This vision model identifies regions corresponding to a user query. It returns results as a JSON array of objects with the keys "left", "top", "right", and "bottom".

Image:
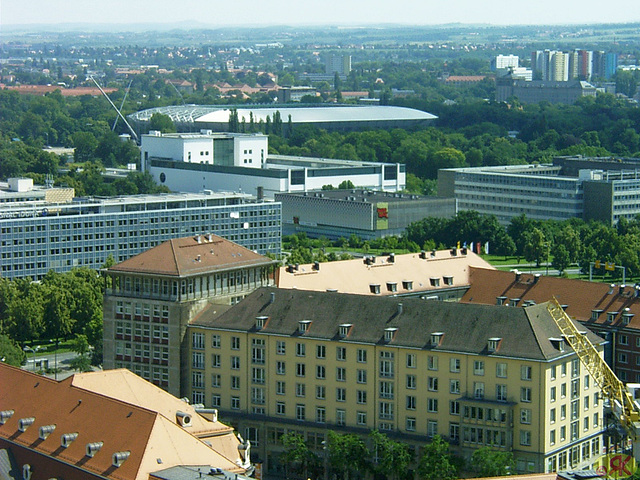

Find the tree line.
[{"left": 280, "top": 431, "right": 513, "bottom": 480}]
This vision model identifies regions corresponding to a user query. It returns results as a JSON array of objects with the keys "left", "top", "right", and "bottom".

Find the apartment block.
[
  {"left": 102, "top": 234, "right": 277, "bottom": 397},
  {"left": 186, "top": 287, "right": 605, "bottom": 477}
]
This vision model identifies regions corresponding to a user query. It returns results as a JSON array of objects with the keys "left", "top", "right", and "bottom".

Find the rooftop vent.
[
  {"left": 620, "top": 284, "right": 626, "bottom": 295},
  {"left": 18, "top": 417, "right": 35, "bottom": 432},
  {"left": 461, "top": 247, "right": 468, "bottom": 255},
  {"left": 339, "top": 324, "right": 352, "bottom": 338},
  {"left": 419, "top": 251, "right": 426, "bottom": 259},
  {"left": 609, "top": 284, "right": 616, "bottom": 295},
  {"left": 312, "top": 261, "right": 320, "bottom": 271},
  {"left": 85, "top": 442, "right": 104, "bottom": 458},
  {"left": 431, "top": 250, "right": 436, "bottom": 257},
  {"left": 397, "top": 303, "right": 403, "bottom": 315},
  {"left": 635, "top": 285, "right": 640, "bottom": 298},
  {"left": 496, "top": 296, "right": 507, "bottom": 306},
  {"left": 255, "top": 316, "right": 268, "bottom": 330},
  {"left": 0, "top": 410, "right": 14, "bottom": 425},
  {"left": 488, "top": 337, "right": 502, "bottom": 353},
  {"left": 510, "top": 298, "right": 520, "bottom": 306},
  {"left": 61, "top": 432, "right": 78, "bottom": 448},
  {"left": 384, "top": 327, "right": 398, "bottom": 343},
  {"left": 176, "top": 411, "right": 192, "bottom": 427},
  {"left": 298, "top": 320, "right": 312, "bottom": 333},
  {"left": 533, "top": 273, "right": 541, "bottom": 284},
  {"left": 270, "top": 292, "right": 275, "bottom": 304},
  {"left": 450, "top": 248, "right": 457, "bottom": 256},
  {"left": 39, "top": 424, "right": 56, "bottom": 440},
  {"left": 514, "top": 270, "right": 521, "bottom": 282},
  {"left": 430, "top": 332, "right": 444, "bottom": 347},
  {"left": 388, "top": 253, "right": 395, "bottom": 263},
  {"left": 112, "top": 451, "right": 131, "bottom": 467}
]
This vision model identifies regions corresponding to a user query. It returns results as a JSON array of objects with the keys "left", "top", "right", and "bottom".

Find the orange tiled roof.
[
  {"left": 108, "top": 234, "right": 275, "bottom": 277},
  {"left": 463, "top": 267, "right": 640, "bottom": 329}
]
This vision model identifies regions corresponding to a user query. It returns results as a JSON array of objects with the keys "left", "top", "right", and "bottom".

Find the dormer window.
[
  {"left": 488, "top": 337, "right": 502, "bottom": 352},
  {"left": 430, "top": 332, "right": 444, "bottom": 347},
  {"left": 384, "top": 327, "right": 398, "bottom": 343},
  {"left": 430, "top": 277, "right": 440, "bottom": 287},
  {"left": 255, "top": 316, "right": 268, "bottom": 330},
  {"left": 298, "top": 320, "right": 312, "bottom": 333},
  {"left": 386, "top": 282, "right": 398, "bottom": 293},
  {"left": 622, "top": 312, "right": 634, "bottom": 325},
  {"left": 606, "top": 312, "right": 618, "bottom": 323},
  {"left": 591, "top": 310, "right": 603, "bottom": 321},
  {"left": 443, "top": 275, "right": 454, "bottom": 286},
  {"left": 339, "top": 324, "right": 352, "bottom": 338},
  {"left": 550, "top": 337, "right": 565, "bottom": 352},
  {"left": 370, "top": 284, "right": 381, "bottom": 294},
  {"left": 496, "top": 296, "right": 507, "bottom": 306},
  {"left": 402, "top": 280, "right": 413, "bottom": 291}
]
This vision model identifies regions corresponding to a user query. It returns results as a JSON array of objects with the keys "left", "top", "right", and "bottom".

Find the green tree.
[
  {"left": 148, "top": 113, "right": 176, "bottom": 133},
  {"left": 369, "top": 430, "right": 412, "bottom": 480},
  {"left": 0, "top": 334, "right": 26, "bottom": 366},
  {"left": 280, "top": 432, "right": 319, "bottom": 479},
  {"left": 338, "top": 180, "right": 355, "bottom": 189},
  {"left": 470, "top": 446, "right": 515, "bottom": 477},
  {"left": 69, "top": 333, "right": 92, "bottom": 372},
  {"left": 417, "top": 435, "right": 458, "bottom": 480},
  {"left": 71, "top": 131, "right": 98, "bottom": 163},
  {"left": 327, "top": 431, "right": 370, "bottom": 480},
  {"left": 523, "top": 227, "right": 547, "bottom": 267},
  {"left": 551, "top": 243, "right": 571, "bottom": 274}
]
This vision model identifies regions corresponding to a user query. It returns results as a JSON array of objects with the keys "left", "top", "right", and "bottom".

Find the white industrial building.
[{"left": 142, "top": 131, "right": 406, "bottom": 198}]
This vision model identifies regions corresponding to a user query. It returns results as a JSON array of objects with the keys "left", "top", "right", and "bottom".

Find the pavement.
[{"left": 22, "top": 350, "right": 100, "bottom": 380}]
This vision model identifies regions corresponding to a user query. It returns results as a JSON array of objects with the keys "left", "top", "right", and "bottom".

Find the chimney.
[
  {"left": 620, "top": 284, "right": 626, "bottom": 295},
  {"left": 257, "top": 186, "right": 264, "bottom": 201},
  {"left": 419, "top": 250, "right": 426, "bottom": 259},
  {"left": 533, "top": 273, "right": 541, "bottom": 284},
  {"left": 313, "top": 261, "right": 320, "bottom": 271},
  {"left": 388, "top": 253, "right": 395, "bottom": 263},
  {"left": 270, "top": 292, "right": 275, "bottom": 304},
  {"left": 514, "top": 270, "right": 521, "bottom": 282},
  {"left": 397, "top": 303, "right": 403, "bottom": 315},
  {"left": 609, "top": 284, "right": 616, "bottom": 295}
]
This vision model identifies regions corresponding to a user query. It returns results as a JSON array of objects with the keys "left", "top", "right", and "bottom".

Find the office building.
[
  {"left": 495, "top": 77, "right": 597, "bottom": 105},
  {"left": 102, "top": 234, "right": 278, "bottom": 397},
  {"left": 186, "top": 287, "right": 604, "bottom": 475},
  {"left": 493, "top": 55, "right": 520, "bottom": 70},
  {"left": 0, "top": 191, "right": 281, "bottom": 280},
  {"left": 325, "top": 54, "right": 351, "bottom": 76},
  {"left": 0, "top": 177, "right": 74, "bottom": 204},
  {"left": 276, "top": 249, "right": 494, "bottom": 301},
  {"left": 275, "top": 189, "right": 455, "bottom": 240},
  {"left": 142, "top": 131, "right": 406, "bottom": 199},
  {"left": 438, "top": 156, "right": 640, "bottom": 225},
  {"left": 0, "top": 363, "right": 251, "bottom": 480}
]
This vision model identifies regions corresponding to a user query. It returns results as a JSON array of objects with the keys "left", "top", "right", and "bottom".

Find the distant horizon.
[{"left": 3, "top": 0, "right": 640, "bottom": 30}]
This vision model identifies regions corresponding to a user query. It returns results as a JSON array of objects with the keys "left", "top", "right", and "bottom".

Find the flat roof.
[{"left": 276, "top": 189, "right": 435, "bottom": 203}]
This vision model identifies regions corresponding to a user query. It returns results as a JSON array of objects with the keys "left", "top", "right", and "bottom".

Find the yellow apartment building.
[{"left": 186, "top": 287, "right": 605, "bottom": 478}]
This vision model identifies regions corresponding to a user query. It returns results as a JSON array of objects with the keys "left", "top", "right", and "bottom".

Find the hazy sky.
[{"left": 2, "top": 0, "right": 640, "bottom": 27}]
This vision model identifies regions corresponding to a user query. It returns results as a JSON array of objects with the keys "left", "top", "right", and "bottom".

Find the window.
[
  {"left": 406, "top": 417, "right": 417, "bottom": 432},
  {"left": 450, "top": 379, "right": 460, "bottom": 394},
  {"left": 316, "top": 344, "right": 326, "bottom": 359},
  {"left": 357, "top": 412, "right": 367, "bottom": 425},
  {"left": 231, "top": 376, "right": 240, "bottom": 389},
  {"left": 296, "top": 404, "right": 305, "bottom": 421},
  {"left": 316, "top": 385, "right": 326, "bottom": 399},
  {"left": 427, "top": 420, "right": 438, "bottom": 438},
  {"left": 276, "top": 361, "right": 286, "bottom": 375},
  {"left": 276, "top": 402, "right": 286, "bottom": 415},
  {"left": 336, "top": 346, "right": 346, "bottom": 361},
  {"left": 211, "top": 354, "right": 221, "bottom": 368},
  {"left": 584, "top": 395, "right": 590, "bottom": 410},
  {"left": 192, "top": 371, "right": 204, "bottom": 388},
  {"left": 336, "top": 388, "right": 346, "bottom": 402},
  {"left": 357, "top": 369, "right": 367, "bottom": 384},
  {"left": 212, "top": 394, "right": 221, "bottom": 407},
  {"left": 551, "top": 365, "right": 556, "bottom": 380},
  {"left": 252, "top": 387, "right": 265, "bottom": 405},
  {"left": 379, "top": 401, "right": 393, "bottom": 420},
  {"left": 584, "top": 375, "right": 590, "bottom": 389},
  {"left": 449, "top": 423, "right": 460, "bottom": 442},
  {"left": 296, "top": 383, "right": 306, "bottom": 397},
  {"left": 316, "top": 407, "right": 326, "bottom": 423},
  {"left": 296, "top": 363, "right": 306, "bottom": 377},
  {"left": 336, "top": 409, "right": 346, "bottom": 426},
  {"left": 571, "top": 400, "right": 580, "bottom": 420},
  {"left": 520, "top": 430, "right": 531, "bottom": 446},
  {"left": 211, "top": 334, "right": 220, "bottom": 348},
  {"left": 380, "top": 381, "right": 394, "bottom": 399},
  {"left": 561, "top": 362, "right": 567, "bottom": 377},
  {"left": 212, "top": 374, "right": 221, "bottom": 388},
  {"left": 428, "top": 377, "right": 438, "bottom": 392},
  {"left": 521, "top": 365, "right": 532, "bottom": 381},
  {"left": 406, "top": 395, "right": 416, "bottom": 410},
  {"left": 450, "top": 358, "right": 461, "bottom": 373},
  {"left": 406, "top": 374, "right": 416, "bottom": 389},
  {"left": 561, "top": 404, "right": 567, "bottom": 420},
  {"left": 571, "top": 359, "right": 580, "bottom": 377},
  {"left": 251, "top": 338, "right": 265, "bottom": 364},
  {"left": 521, "top": 408, "right": 532, "bottom": 424},
  {"left": 473, "top": 360, "right": 484, "bottom": 375},
  {"left": 427, "top": 355, "right": 438, "bottom": 370},
  {"left": 427, "top": 398, "right": 438, "bottom": 413},
  {"left": 450, "top": 400, "right": 460, "bottom": 415},
  {"left": 379, "top": 351, "right": 394, "bottom": 378},
  {"left": 192, "top": 332, "right": 205, "bottom": 349},
  {"left": 357, "top": 390, "right": 367, "bottom": 404},
  {"left": 231, "top": 397, "right": 240, "bottom": 410},
  {"left": 231, "top": 356, "right": 240, "bottom": 370},
  {"left": 336, "top": 367, "right": 346, "bottom": 382},
  {"left": 296, "top": 343, "right": 306, "bottom": 357},
  {"left": 473, "top": 382, "right": 484, "bottom": 399},
  {"left": 561, "top": 383, "right": 567, "bottom": 398},
  {"left": 252, "top": 367, "right": 265, "bottom": 384},
  {"left": 407, "top": 353, "right": 417, "bottom": 368},
  {"left": 620, "top": 334, "right": 629, "bottom": 345},
  {"left": 276, "top": 381, "right": 286, "bottom": 395},
  {"left": 496, "top": 384, "right": 507, "bottom": 402},
  {"left": 550, "top": 429, "right": 556, "bottom": 445},
  {"left": 316, "top": 365, "right": 326, "bottom": 379},
  {"left": 550, "top": 408, "right": 556, "bottom": 423},
  {"left": 571, "top": 379, "right": 580, "bottom": 398},
  {"left": 593, "top": 412, "right": 599, "bottom": 428},
  {"left": 496, "top": 362, "right": 507, "bottom": 378},
  {"left": 571, "top": 421, "right": 579, "bottom": 441},
  {"left": 521, "top": 387, "right": 532, "bottom": 402},
  {"left": 276, "top": 341, "right": 286, "bottom": 355},
  {"left": 619, "top": 352, "right": 628, "bottom": 363},
  {"left": 357, "top": 349, "right": 367, "bottom": 363},
  {"left": 192, "top": 352, "right": 204, "bottom": 369},
  {"left": 231, "top": 337, "right": 240, "bottom": 350}
]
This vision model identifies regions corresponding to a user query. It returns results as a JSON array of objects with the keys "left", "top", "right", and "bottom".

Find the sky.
[{"left": 2, "top": 0, "right": 640, "bottom": 27}]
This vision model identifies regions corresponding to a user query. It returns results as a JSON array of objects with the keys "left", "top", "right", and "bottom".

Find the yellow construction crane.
[{"left": 547, "top": 297, "right": 640, "bottom": 459}]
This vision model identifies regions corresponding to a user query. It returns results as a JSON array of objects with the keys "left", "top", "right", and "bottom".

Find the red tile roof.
[{"left": 108, "top": 235, "right": 276, "bottom": 277}]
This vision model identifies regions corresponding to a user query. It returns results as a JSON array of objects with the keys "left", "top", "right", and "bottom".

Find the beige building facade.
[{"left": 186, "top": 287, "right": 605, "bottom": 477}]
